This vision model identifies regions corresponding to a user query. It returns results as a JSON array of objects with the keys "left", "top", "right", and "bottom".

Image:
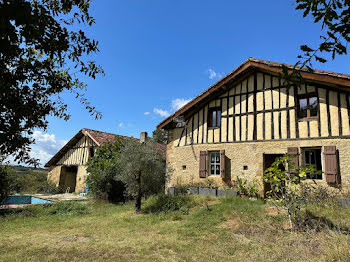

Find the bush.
[
  {"left": 143, "top": 194, "right": 210, "bottom": 214},
  {"left": 0, "top": 164, "right": 14, "bottom": 202}
]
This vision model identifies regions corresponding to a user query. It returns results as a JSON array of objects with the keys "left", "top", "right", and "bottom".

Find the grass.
[{"left": 0, "top": 196, "right": 349, "bottom": 262}]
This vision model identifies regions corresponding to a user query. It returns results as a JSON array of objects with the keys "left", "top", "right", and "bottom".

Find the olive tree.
[{"left": 116, "top": 139, "right": 166, "bottom": 212}]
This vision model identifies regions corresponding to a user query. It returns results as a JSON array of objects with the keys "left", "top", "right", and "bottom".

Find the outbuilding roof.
[{"left": 157, "top": 58, "right": 350, "bottom": 130}]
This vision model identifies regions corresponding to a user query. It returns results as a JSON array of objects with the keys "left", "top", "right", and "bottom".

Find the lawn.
[{"left": 0, "top": 196, "right": 349, "bottom": 262}]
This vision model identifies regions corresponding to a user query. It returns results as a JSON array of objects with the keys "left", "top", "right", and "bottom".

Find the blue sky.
[{"left": 30, "top": 0, "right": 350, "bottom": 166}]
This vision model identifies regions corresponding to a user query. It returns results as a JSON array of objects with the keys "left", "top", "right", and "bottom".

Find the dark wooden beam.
[
  {"left": 245, "top": 78, "right": 249, "bottom": 140},
  {"left": 271, "top": 75, "right": 275, "bottom": 139},
  {"left": 263, "top": 73, "right": 266, "bottom": 140},
  {"left": 226, "top": 91, "right": 229, "bottom": 142},
  {"left": 253, "top": 72, "right": 257, "bottom": 140}
]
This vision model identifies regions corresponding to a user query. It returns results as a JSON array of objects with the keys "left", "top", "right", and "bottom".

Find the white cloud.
[
  {"left": 207, "top": 68, "right": 223, "bottom": 80},
  {"left": 171, "top": 98, "right": 191, "bottom": 111},
  {"left": 144, "top": 111, "right": 150, "bottom": 115},
  {"left": 118, "top": 122, "right": 124, "bottom": 128},
  {"left": 153, "top": 108, "right": 170, "bottom": 117},
  {"left": 152, "top": 98, "right": 191, "bottom": 119},
  {"left": 30, "top": 131, "right": 67, "bottom": 166}
]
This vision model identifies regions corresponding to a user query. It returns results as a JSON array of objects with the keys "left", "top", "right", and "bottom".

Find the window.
[
  {"left": 209, "top": 152, "right": 220, "bottom": 176},
  {"left": 298, "top": 94, "right": 318, "bottom": 119},
  {"left": 208, "top": 107, "right": 221, "bottom": 128},
  {"left": 303, "top": 148, "right": 322, "bottom": 180},
  {"left": 89, "top": 147, "right": 95, "bottom": 158}
]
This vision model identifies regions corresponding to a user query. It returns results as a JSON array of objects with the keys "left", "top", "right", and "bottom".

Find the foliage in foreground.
[{"left": 1, "top": 0, "right": 103, "bottom": 165}]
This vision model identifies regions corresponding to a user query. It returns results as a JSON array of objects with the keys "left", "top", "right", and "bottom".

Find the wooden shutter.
[
  {"left": 287, "top": 147, "right": 299, "bottom": 174},
  {"left": 199, "top": 151, "right": 207, "bottom": 178},
  {"left": 220, "top": 150, "right": 225, "bottom": 179},
  {"left": 324, "top": 146, "right": 338, "bottom": 184}
]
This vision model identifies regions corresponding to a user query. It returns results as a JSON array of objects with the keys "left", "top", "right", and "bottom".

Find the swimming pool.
[{"left": 0, "top": 195, "right": 53, "bottom": 207}]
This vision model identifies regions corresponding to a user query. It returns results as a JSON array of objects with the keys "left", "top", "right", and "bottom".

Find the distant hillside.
[{"left": 10, "top": 165, "right": 48, "bottom": 174}]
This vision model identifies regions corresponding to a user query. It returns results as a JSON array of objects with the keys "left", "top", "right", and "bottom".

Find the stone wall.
[
  {"left": 47, "top": 166, "right": 61, "bottom": 187},
  {"left": 166, "top": 138, "right": 350, "bottom": 193},
  {"left": 76, "top": 165, "right": 88, "bottom": 193}
]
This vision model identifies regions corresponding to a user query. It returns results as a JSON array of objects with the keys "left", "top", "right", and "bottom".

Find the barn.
[{"left": 45, "top": 129, "right": 158, "bottom": 193}]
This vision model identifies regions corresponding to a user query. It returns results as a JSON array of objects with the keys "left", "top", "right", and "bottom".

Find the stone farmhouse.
[
  {"left": 157, "top": 58, "right": 350, "bottom": 194},
  {"left": 45, "top": 128, "right": 166, "bottom": 193}
]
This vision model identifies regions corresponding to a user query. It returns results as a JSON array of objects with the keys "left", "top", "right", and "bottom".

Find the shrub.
[
  {"left": 0, "top": 163, "right": 14, "bottom": 202},
  {"left": 143, "top": 194, "right": 202, "bottom": 214}
]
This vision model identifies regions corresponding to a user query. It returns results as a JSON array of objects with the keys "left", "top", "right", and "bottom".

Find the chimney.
[{"left": 140, "top": 132, "right": 148, "bottom": 143}]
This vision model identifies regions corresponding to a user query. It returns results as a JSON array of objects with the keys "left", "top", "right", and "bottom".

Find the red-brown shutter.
[
  {"left": 220, "top": 150, "right": 225, "bottom": 179},
  {"left": 287, "top": 147, "right": 299, "bottom": 174},
  {"left": 323, "top": 146, "right": 338, "bottom": 184},
  {"left": 199, "top": 151, "right": 207, "bottom": 178}
]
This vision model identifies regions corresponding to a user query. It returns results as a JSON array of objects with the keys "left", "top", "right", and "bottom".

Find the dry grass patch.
[{"left": 0, "top": 197, "right": 349, "bottom": 261}]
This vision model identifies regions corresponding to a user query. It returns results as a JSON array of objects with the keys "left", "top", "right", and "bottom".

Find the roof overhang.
[{"left": 157, "top": 58, "right": 350, "bottom": 130}]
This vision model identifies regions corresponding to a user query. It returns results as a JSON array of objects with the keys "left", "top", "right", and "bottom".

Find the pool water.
[{"left": 1, "top": 196, "right": 53, "bottom": 206}]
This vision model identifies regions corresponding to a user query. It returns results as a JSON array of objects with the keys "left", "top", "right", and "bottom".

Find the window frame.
[
  {"left": 208, "top": 107, "right": 221, "bottom": 128},
  {"left": 209, "top": 151, "right": 221, "bottom": 176},
  {"left": 302, "top": 147, "right": 323, "bottom": 180},
  {"left": 297, "top": 93, "right": 318, "bottom": 120}
]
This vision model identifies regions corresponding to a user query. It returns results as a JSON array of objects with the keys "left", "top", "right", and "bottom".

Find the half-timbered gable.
[
  {"left": 46, "top": 128, "right": 132, "bottom": 193},
  {"left": 159, "top": 58, "right": 350, "bottom": 193},
  {"left": 170, "top": 73, "right": 350, "bottom": 147}
]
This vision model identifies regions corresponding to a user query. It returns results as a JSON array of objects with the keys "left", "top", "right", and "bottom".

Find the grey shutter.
[
  {"left": 287, "top": 147, "right": 299, "bottom": 174},
  {"left": 324, "top": 146, "right": 339, "bottom": 184},
  {"left": 220, "top": 150, "right": 225, "bottom": 179},
  {"left": 199, "top": 151, "right": 207, "bottom": 178}
]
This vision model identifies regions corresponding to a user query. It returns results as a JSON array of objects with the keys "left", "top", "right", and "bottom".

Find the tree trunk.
[{"left": 135, "top": 171, "right": 142, "bottom": 213}]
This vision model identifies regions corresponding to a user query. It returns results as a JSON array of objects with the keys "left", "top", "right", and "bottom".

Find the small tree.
[
  {"left": 86, "top": 138, "right": 126, "bottom": 202},
  {"left": 116, "top": 139, "right": 166, "bottom": 212},
  {"left": 263, "top": 154, "right": 321, "bottom": 231}
]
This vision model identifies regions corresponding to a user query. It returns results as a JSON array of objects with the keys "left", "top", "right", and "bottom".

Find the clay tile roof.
[
  {"left": 157, "top": 57, "right": 350, "bottom": 130},
  {"left": 82, "top": 128, "right": 139, "bottom": 146},
  {"left": 248, "top": 58, "right": 350, "bottom": 80}
]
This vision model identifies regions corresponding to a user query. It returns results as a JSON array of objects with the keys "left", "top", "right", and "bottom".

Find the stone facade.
[
  {"left": 166, "top": 136, "right": 350, "bottom": 193},
  {"left": 47, "top": 166, "right": 61, "bottom": 187},
  {"left": 76, "top": 165, "right": 88, "bottom": 193}
]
